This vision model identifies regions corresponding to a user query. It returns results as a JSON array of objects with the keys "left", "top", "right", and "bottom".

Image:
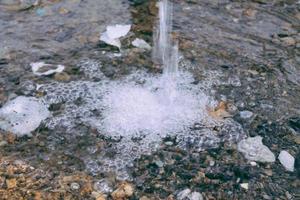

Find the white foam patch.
[
  {"left": 100, "top": 74, "right": 211, "bottom": 138},
  {"left": 0, "top": 96, "right": 50, "bottom": 136},
  {"left": 39, "top": 60, "right": 245, "bottom": 179}
]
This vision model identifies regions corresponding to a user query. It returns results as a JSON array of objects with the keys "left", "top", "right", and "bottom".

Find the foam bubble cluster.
[{"left": 39, "top": 60, "right": 245, "bottom": 179}]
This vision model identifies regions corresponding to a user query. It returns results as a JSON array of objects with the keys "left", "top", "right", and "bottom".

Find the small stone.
[
  {"left": 243, "top": 8, "right": 257, "bottom": 18},
  {"left": 285, "top": 191, "right": 293, "bottom": 199},
  {"left": 240, "top": 183, "right": 249, "bottom": 190},
  {"left": 263, "top": 194, "right": 272, "bottom": 200},
  {"left": 278, "top": 150, "right": 295, "bottom": 172},
  {"left": 264, "top": 169, "right": 273, "bottom": 176},
  {"left": 250, "top": 161, "right": 257, "bottom": 166},
  {"left": 165, "top": 141, "right": 173, "bottom": 146},
  {"left": 6, "top": 132, "right": 16, "bottom": 144},
  {"left": 240, "top": 111, "right": 253, "bottom": 119},
  {"left": 0, "top": 140, "right": 8, "bottom": 147},
  {"left": 71, "top": 182, "right": 80, "bottom": 190},
  {"left": 54, "top": 72, "right": 71, "bottom": 82},
  {"left": 293, "top": 135, "right": 300, "bottom": 144},
  {"left": 92, "top": 191, "right": 106, "bottom": 200},
  {"left": 132, "top": 38, "right": 151, "bottom": 50},
  {"left": 155, "top": 160, "right": 164, "bottom": 168},
  {"left": 177, "top": 189, "right": 191, "bottom": 200},
  {"left": 281, "top": 37, "right": 296, "bottom": 46},
  {"left": 189, "top": 192, "right": 203, "bottom": 200},
  {"left": 177, "top": 189, "right": 203, "bottom": 200},
  {"left": 238, "top": 136, "right": 275, "bottom": 162},
  {"left": 59, "top": 7, "right": 69, "bottom": 14},
  {"left": 140, "top": 196, "right": 151, "bottom": 200},
  {"left": 6, "top": 178, "right": 17, "bottom": 189},
  {"left": 111, "top": 182, "right": 134, "bottom": 199}
]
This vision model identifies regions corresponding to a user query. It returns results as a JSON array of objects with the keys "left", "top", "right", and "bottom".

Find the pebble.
[
  {"left": 177, "top": 189, "right": 191, "bottom": 200},
  {"left": 0, "top": 140, "right": 8, "bottom": 147},
  {"left": 281, "top": 37, "right": 296, "bottom": 46},
  {"left": 250, "top": 161, "right": 257, "bottom": 166},
  {"left": 278, "top": 150, "right": 295, "bottom": 172},
  {"left": 238, "top": 136, "right": 275, "bottom": 162},
  {"left": 111, "top": 182, "right": 134, "bottom": 200},
  {"left": 71, "top": 182, "right": 80, "bottom": 190},
  {"left": 177, "top": 189, "right": 203, "bottom": 200},
  {"left": 155, "top": 160, "right": 164, "bottom": 168},
  {"left": 240, "top": 183, "right": 249, "bottom": 190},
  {"left": 165, "top": 141, "right": 173, "bottom": 146},
  {"left": 240, "top": 110, "right": 253, "bottom": 119},
  {"left": 132, "top": 38, "right": 151, "bottom": 50},
  {"left": 54, "top": 72, "right": 71, "bottom": 82}
]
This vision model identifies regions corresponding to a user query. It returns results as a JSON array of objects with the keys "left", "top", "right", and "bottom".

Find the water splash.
[{"left": 153, "top": 0, "right": 179, "bottom": 104}]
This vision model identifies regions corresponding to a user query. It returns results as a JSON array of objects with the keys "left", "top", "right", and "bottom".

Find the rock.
[
  {"left": 278, "top": 150, "right": 295, "bottom": 172},
  {"left": 240, "top": 111, "right": 253, "bottom": 119},
  {"left": 71, "top": 182, "right": 80, "bottom": 190},
  {"left": 281, "top": 37, "right": 296, "bottom": 46},
  {"left": 177, "top": 189, "right": 191, "bottom": 200},
  {"left": 155, "top": 160, "right": 164, "bottom": 167},
  {"left": 238, "top": 136, "right": 275, "bottom": 162},
  {"left": 54, "top": 72, "right": 71, "bottom": 82},
  {"left": 0, "top": 96, "right": 50, "bottom": 136},
  {"left": 189, "top": 192, "right": 203, "bottom": 200},
  {"left": 100, "top": 25, "right": 131, "bottom": 49},
  {"left": 0, "top": 140, "right": 8, "bottom": 147},
  {"left": 165, "top": 141, "right": 173, "bottom": 146},
  {"left": 6, "top": 178, "right": 17, "bottom": 189},
  {"left": 6, "top": 132, "right": 16, "bottom": 144},
  {"left": 140, "top": 196, "right": 151, "bottom": 200},
  {"left": 132, "top": 38, "right": 151, "bottom": 50},
  {"left": 240, "top": 183, "right": 249, "bottom": 190},
  {"left": 243, "top": 8, "right": 257, "bottom": 18},
  {"left": 31, "top": 62, "right": 65, "bottom": 76},
  {"left": 111, "top": 182, "right": 134, "bottom": 200},
  {"left": 177, "top": 189, "right": 203, "bottom": 200},
  {"left": 91, "top": 191, "right": 106, "bottom": 200}
]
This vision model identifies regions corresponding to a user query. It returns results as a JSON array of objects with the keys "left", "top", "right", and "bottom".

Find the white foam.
[
  {"left": 39, "top": 60, "right": 245, "bottom": 179},
  {"left": 0, "top": 96, "right": 50, "bottom": 136},
  {"left": 100, "top": 72, "right": 210, "bottom": 138}
]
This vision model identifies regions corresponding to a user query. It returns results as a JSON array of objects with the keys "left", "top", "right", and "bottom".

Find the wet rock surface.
[{"left": 0, "top": 0, "right": 299, "bottom": 199}]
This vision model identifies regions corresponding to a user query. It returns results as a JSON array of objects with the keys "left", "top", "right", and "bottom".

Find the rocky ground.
[{"left": 0, "top": 0, "right": 299, "bottom": 199}]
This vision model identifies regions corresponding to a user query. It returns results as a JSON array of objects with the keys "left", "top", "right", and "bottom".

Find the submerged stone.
[
  {"left": 0, "top": 96, "right": 50, "bottom": 136},
  {"left": 278, "top": 150, "right": 295, "bottom": 172},
  {"left": 238, "top": 136, "right": 275, "bottom": 162},
  {"left": 132, "top": 38, "right": 151, "bottom": 50}
]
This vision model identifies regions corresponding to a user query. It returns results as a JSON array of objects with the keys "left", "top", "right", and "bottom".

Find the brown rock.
[
  {"left": 208, "top": 101, "right": 232, "bottom": 119},
  {"left": 6, "top": 178, "right": 17, "bottom": 189},
  {"left": 243, "top": 8, "right": 257, "bottom": 18},
  {"left": 54, "top": 72, "right": 71, "bottom": 82},
  {"left": 6, "top": 132, "right": 16, "bottom": 144},
  {"left": 92, "top": 191, "right": 106, "bottom": 200},
  {"left": 111, "top": 182, "right": 134, "bottom": 200}
]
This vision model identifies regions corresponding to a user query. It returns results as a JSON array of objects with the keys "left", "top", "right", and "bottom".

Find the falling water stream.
[{"left": 153, "top": 0, "right": 179, "bottom": 104}]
